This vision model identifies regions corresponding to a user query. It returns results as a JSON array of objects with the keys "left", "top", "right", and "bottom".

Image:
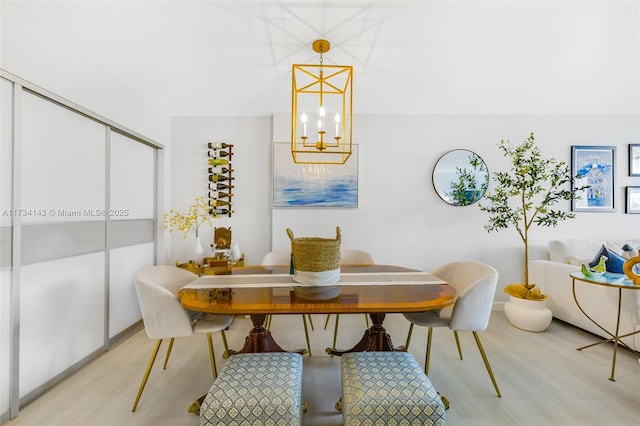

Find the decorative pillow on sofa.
[
  {"left": 621, "top": 243, "right": 639, "bottom": 258},
  {"left": 588, "top": 245, "right": 626, "bottom": 273}
]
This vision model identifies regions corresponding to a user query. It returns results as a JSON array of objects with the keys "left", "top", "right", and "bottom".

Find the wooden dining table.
[{"left": 178, "top": 264, "right": 456, "bottom": 356}]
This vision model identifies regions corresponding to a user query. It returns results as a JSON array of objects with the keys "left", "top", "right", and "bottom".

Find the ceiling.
[{"left": 5, "top": 0, "right": 637, "bottom": 117}]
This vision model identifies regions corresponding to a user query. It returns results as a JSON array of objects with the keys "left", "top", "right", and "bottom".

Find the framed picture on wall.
[
  {"left": 626, "top": 186, "right": 640, "bottom": 214},
  {"left": 630, "top": 144, "right": 640, "bottom": 177},
  {"left": 571, "top": 145, "right": 615, "bottom": 212},
  {"left": 272, "top": 143, "right": 359, "bottom": 208}
]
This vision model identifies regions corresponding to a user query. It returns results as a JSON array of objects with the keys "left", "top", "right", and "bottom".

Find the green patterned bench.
[
  {"left": 200, "top": 352, "right": 304, "bottom": 426},
  {"left": 340, "top": 351, "right": 446, "bottom": 425}
]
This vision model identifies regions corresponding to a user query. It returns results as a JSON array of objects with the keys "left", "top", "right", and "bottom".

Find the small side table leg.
[
  {"left": 574, "top": 280, "right": 640, "bottom": 381},
  {"left": 608, "top": 288, "right": 623, "bottom": 382}
]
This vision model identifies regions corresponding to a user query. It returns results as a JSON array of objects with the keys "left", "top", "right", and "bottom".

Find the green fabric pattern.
[{"left": 341, "top": 352, "right": 445, "bottom": 425}]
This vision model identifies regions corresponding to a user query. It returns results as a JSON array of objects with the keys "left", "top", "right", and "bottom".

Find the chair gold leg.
[
  {"left": 220, "top": 330, "right": 230, "bottom": 359},
  {"left": 207, "top": 332, "right": 218, "bottom": 380},
  {"left": 332, "top": 314, "right": 340, "bottom": 349},
  {"left": 307, "top": 314, "right": 315, "bottom": 331},
  {"left": 265, "top": 314, "right": 272, "bottom": 330},
  {"left": 302, "top": 315, "right": 312, "bottom": 356},
  {"left": 453, "top": 330, "right": 463, "bottom": 360},
  {"left": 405, "top": 323, "right": 414, "bottom": 351},
  {"left": 472, "top": 331, "right": 501, "bottom": 397},
  {"left": 324, "top": 314, "right": 332, "bottom": 329},
  {"left": 132, "top": 339, "right": 163, "bottom": 412},
  {"left": 425, "top": 327, "right": 433, "bottom": 376},
  {"left": 329, "top": 313, "right": 365, "bottom": 348},
  {"left": 162, "top": 338, "right": 175, "bottom": 370}
]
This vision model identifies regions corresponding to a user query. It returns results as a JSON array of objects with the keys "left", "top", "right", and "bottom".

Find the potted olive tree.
[{"left": 479, "top": 133, "right": 587, "bottom": 331}]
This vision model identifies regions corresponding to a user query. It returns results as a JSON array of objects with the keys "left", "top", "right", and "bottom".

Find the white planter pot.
[{"left": 504, "top": 295, "right": 552, "bottom": 332}]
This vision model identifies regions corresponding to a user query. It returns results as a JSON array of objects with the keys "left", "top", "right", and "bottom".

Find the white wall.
[
  {"left": 0, "top": 1, "right": 170, "bottom": 145},
  {"left": 354, "top": 1, "right": 640, "bottom": 116},
  {"left": 167, "top": 117, "right": 274, "bottom": 265}
]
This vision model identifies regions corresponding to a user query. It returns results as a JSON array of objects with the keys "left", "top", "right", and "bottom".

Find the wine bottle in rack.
[
  {"left": 208, "top": 191, "right": 234, "bottom": 199},
  {"left": 208, "top": 142, "right": 233, "bottom": 149},
  {"left": 208, "top": 182, "right": 234, "bottom": 191},
  {"left": 208, "top": 166, "right": 233, "bottom": 174},
  {"left": 208, "top": 158, "right": 230, "bottom": 166},
  {"left": 209, "top": 208, "right": 234, "bottom": 216},
  {"left": 208, "top": 150, "right": 233, "bottom": 158},
  {"left": 208, "top": 174, "right": 232, "bottom": 183},
  {"left": 217, "top": 183, "right": 234, "bottom": 190},
  {"left": 209, "top": 199, "right": 232, "bottom": 207}
]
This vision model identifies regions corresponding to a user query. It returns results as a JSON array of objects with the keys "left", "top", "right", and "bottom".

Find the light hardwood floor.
[{"left": 4, "top": 311, "right": 640, "bottom": 426}]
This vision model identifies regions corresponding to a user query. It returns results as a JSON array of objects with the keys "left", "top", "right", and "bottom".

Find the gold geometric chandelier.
[{"left": 291, "top": 39, "right": 353, "bottom": 164}]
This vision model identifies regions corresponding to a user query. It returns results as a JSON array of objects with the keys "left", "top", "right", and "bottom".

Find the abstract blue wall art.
[
  {"left": 571, "top": 145, "right": 615, "bottom": 212},
  {"left": 273, "top": 143, "right": 358, "bottom": 208}
]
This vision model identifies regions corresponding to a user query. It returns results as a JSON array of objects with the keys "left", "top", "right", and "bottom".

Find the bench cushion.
[
  {"left": 341, "top": 351, "right": 445, "bottom": 425},
  {"left": 200, "top": 352, "right": 303, "bottom": 426}
]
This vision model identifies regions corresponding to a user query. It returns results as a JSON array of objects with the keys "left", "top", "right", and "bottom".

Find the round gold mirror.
[{"left": 432, "top": 149, "right": 489, "bottom": 206}]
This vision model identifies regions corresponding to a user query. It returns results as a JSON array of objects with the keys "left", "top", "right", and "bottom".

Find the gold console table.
[{"left": 570, "top": 271, "right": 640, "bottom": 381}]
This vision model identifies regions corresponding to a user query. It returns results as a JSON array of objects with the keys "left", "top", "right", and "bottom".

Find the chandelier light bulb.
[{"left": 301, "top": 113, "right": 307, "bottom": 136}]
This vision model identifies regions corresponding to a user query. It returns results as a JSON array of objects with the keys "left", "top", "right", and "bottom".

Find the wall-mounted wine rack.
[{"left": 207, "top": 142, "right": 234, "bottom": 217}]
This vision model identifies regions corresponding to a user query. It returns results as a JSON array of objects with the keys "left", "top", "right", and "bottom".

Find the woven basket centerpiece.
[{"left": 287, "top": 227, "right": 341, "bottom": 289}]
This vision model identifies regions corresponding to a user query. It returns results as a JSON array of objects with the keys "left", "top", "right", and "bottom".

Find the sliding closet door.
[
  {"left": 18, "top": 91, "right": 107, "bottom": 399},
  {"left": 108, "top": 131, "right": 155, "bottom": 338},
  {"left": 0, "top": 71, "right": 161, "bottom": 419},
  {"left": 0, "top": 78, "right": 14, "bottom": 422}
]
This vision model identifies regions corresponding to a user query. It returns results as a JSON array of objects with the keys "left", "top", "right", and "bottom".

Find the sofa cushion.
[
  {"left": 568, "top": 254, "right": 587, "bottom": 266},
  {"left": 588, "top": 245, "right": 626, "bottom": 273},
  {"left": 621, "top": 243, "right": 639, "bottom": 258},
  {"left": 549, "top": 239, "right": 640, "bottom": 264},
  {"left": 549, "top": 239, "right": 606, "bottom": 264}
]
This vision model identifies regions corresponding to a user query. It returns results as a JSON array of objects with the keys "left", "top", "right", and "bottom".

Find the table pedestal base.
[
  {"left": 231, "top": 314, "right": 306, "bottom": 355},
  {"left": 326, "top": 314, "right": 404, "bottom": 356}
]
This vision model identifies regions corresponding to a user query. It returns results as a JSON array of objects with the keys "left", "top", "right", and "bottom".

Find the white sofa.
[{"left": 529, "top": 238, "right": 640, "bottom": 352}]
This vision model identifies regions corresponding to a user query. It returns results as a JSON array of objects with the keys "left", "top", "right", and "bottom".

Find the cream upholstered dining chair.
[
  {"left": 132, "top": 265, "right": 234, "bottom": 412},
  {"left": 324, "top": 249, "right": 376, "bottom": 349},
  {"left": 403, "top": 260, "right": 501, "bottom": 397},
  {"left": 260, "top": 250, "right": 315, "bottom": 355}
]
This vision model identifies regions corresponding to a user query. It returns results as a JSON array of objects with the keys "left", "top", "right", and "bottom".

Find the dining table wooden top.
[{"left": 178, "top": 264, "right": 456, "bottom": 316}]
